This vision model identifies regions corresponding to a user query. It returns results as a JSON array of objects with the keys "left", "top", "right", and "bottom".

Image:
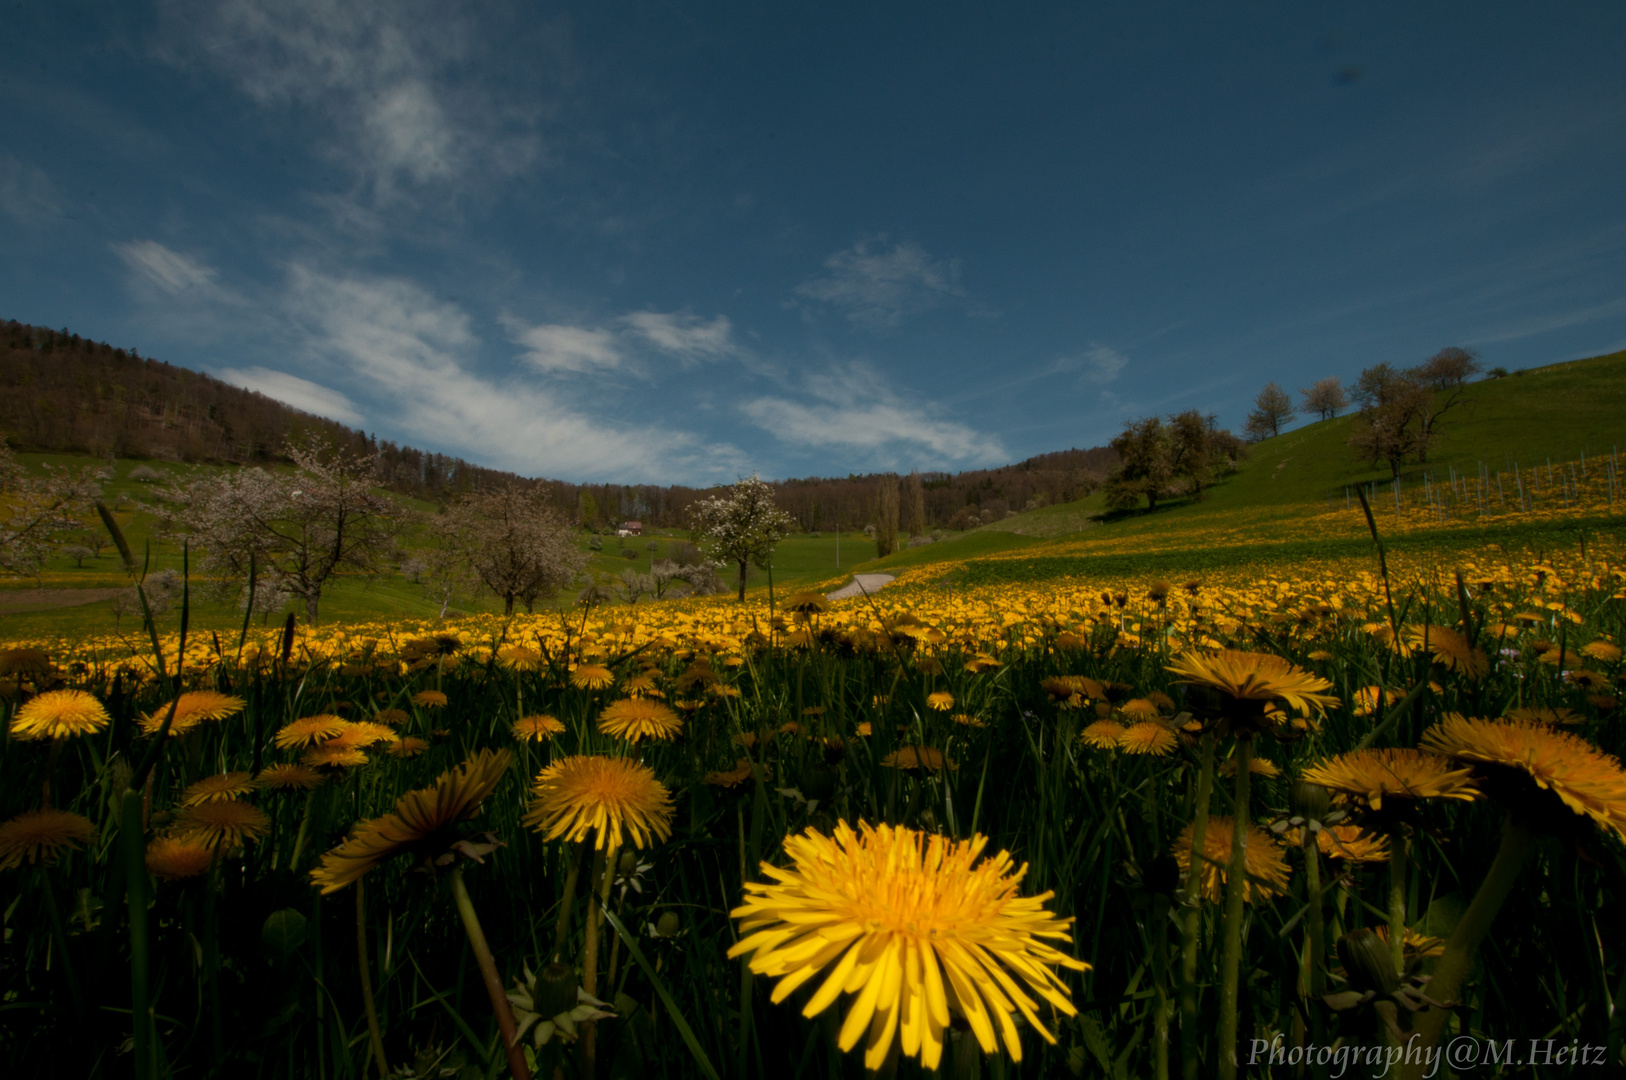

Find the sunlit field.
[{"left": 4, "top": 473, "right": 1626, "bottom": 1080}]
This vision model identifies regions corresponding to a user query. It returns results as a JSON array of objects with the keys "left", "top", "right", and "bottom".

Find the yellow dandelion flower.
[
  {"left": 326, "top": 721, "right": 397, "bottom": 749},
  {"left": 1169, "top": 649, "right": 1340, "bottom": 715},
  {"left": 145, "top": 836, "right": 216, "bottom": 881},
  {"left": 596, "top": 698, "right": 684, "bottom": 743},
  {"left": 514, "top": 714, "right": 566, "bottom": 743},
  {"left": 254, "top": 764, "right": 324, "bottom": 791},
  {"left": 411, "top": 690, "right": 448, "bottom": 708},
  {"left": 179, "top": 772, "right": 256, "bottom": 807},
  {"left": 1286, "top": 824, "right": 1390, "bottom": 863},
  {"left": 1119, "top": 722, "right": 1178, "bottom": 756},
  {"left": 1420, "top": 715, "right": 1626, "bottom": 841},
  {"left": 310, "top": 749, "right": 512, "bottom": 894},
  {"left": 374, "top": 708, "right": 410, "bottom": 726},
  {"left": 0, "top": 809, "right": 96, "bottom": 870},
  {"left": 855, "top": 722, "right": 873, "bottom": 737},
  {"left": 570, "top": 664, "right": 614, "bottom": 690},
  {"left": 729, "top": 821, "right": 1089, "bottom": 1070},
  {"left": 522, "top": 755, "right": 674, "bottom": 851},
  {"left": 782, "top": 591, "right": 832, "bottom": 614},
  {"left": 0, "top": 648, "right": 52, "bottom": 677},
  {"left": 11, "top": 689, "right": 111, "bottom": 741},
  {"left": 1351, "top": 685, "right": 1402, "bottom": 718},
  {"left": 952, "top": 713, "right": 986, "bottom": 729},
  {"left": 704, "top": 758, "right": 759, "bottom": 788},
  {"left": 498, "top": 645, "right": 544, "bottom": 670},
  {"left": 1119, "top": 698, "right": 1162, "bottom": 721},
  {"left": 387, "top": 737, "right": 430, "bottom": 759},
  {"left": 1505, "top": 706, "right": 1581, "bottom": 726},
  {"left": 172, "top": 800, "right": 270, "bottom": 849},
  {"left": 1300, "top": 748, "right": 1480, "bottom": 811},
  {"left": 881, "top": 746, "right": 958, "bottom": 772},
  {"left": 1220, "top": 757, "right": 1281, "bottom": 779},
  {"left": 137, "top": 690, "right": 246, "bottom": 737},
  {"left": 1079, "top": 719, "right": 1125, "bottom": 749},
  {"left": 303, "top": 743, "right": 370, "bottom": 768},
  {"left": 275, "top": 715, "right": 348, "bottom": 749},
  {"left": 925, "top": 691, "right": 954, "bottom": 712},
  {"left": 1171, "top": 816, "right": 1290, "bottom": 904},
  {"left": 1403, "top": 625, "right": 1489, "bottom": 679},
  {"left": 1582, "top": 640, "right": 1623, "bottom": 664},
  {"left": 963, "top": 654, "right": 1000, "bottom": 673}
]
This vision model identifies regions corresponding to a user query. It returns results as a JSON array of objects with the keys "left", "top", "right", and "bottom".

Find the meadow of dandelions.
[{"left": 2, "top": 539, "right": 1626, "bottom": 1079}]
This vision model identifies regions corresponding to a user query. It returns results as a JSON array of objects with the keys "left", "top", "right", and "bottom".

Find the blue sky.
[{"left": 4, "top": 2, "right": 1626, "bottom": 485}]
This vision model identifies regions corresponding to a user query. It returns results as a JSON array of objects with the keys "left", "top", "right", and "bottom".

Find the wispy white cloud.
[
  {"left": 0, "top": 157, "right": 62, "bottom": 223},
  {"left": 740, "top": 363, "right": 1004, "bottom": 468},
  {"left": 506, "top": 320, "right": 623, "bottom": 374},
  {"left": 1080, "top": 343, "right": 1128, "bottom": 384},
  {"left": 794, "top": 238, "right": 964, "bottom": 331},
  {"left": 112, "top": 240, "right": 227, "bottom": 296},
  {"left": 156, "top": 0, "right": 547, "bottom": 199},
  {"left": 219, "top": 366, "right": 364, "bottom": 425},
  {"left": 284, "top": 266, "right": 745, "bottom": 482},
  {"left": 621, "top": 311, "right": 735, "bottom": 361}
]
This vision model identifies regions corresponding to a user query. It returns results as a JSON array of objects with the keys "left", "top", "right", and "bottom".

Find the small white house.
[{"left": 617, "top": 520, "right": 643, "bottom": 537}]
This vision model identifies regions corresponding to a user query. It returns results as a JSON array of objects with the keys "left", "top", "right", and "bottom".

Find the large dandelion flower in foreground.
[
  {"left": 310, "top": 749, "right": 512, "bottom": 894},
  {"left": 255, "top": 764, "right": 324, "bottom": 791},
  {"left": 11, "top": 689, "right": 110, "bottom": 740},
  {"left": 522, "top": 755, "right": 673, "bottom": 851},
  {"left": 596, "top": 698, "right": 683, "bottom": 743},
  {"left": 570, "top": 664, "right": 614, "bottom": 690},
  {"left": 1301, "top": 748, "right": 1480, "bottom": 811},
  {"left": 1170, "top": 817, "right": 1290, "bottom": 904},
  {"left": 138, "top": 691, "right": 245, "bottom": 738},
  {"left": 0, "top": 809, "right": 95, "bottom": 870},
  {"left": 1420, "top": 716, "right": 1626, "bottom": 841},
  {"left": 1166, "top": 650, "right": 1339, "bottom": 719},
  {"left": 729, "top": 821, "right": 1088, "bottom": 1070},
  {"left": 1403, "top": 625, "right": 1489, "bottom": 679},
  {"left": 1119, "top": 722, "right": 1178, "bottom": 756}
]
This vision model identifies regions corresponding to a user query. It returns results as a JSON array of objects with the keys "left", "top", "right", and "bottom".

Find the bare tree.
[
  {"left": 167, "top": 437, "right": 402, "bottom": 622},
  {"left": 1347, "top": 350, "right": 1480, "bottom": 476},
  {"left": 437, "top": 484, "right": 584, "bottom": 614},
  {"left": 1242, "top": 382, "right": 1295, "bottom": 441},
  {"left": 0, "top": 437, "right": 104, "bottom": 574},
  {"left": 689, "top": 475, "right": 793, "bottom": 601},
  {"left": 875, "top": 475, "right": 900, "bottom": 557},
  {"left": 1299, "top": 377, "right": 1349, "bottom": 420},
  {"left": 904, "top": 470, "right": 926, "bottom": 537}
]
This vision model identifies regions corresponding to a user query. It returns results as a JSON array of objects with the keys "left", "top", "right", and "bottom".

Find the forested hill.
[{"left": 1, "top": 319, "right": 1116, "bottom": 529}]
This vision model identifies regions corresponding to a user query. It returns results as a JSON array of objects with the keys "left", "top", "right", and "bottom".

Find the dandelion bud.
[
  {"left": 617, "top": 850, "right": 639, "bottom": 876},
  {"left": 1336, "top": 928, "right": 1400, "bottom": 996},
  {"left": 535, "top": 960, "right": 579, "bottom": 1019},
  {"left": 655, "top": 911, "right": 682, "bottom": 938},
  {"left": 1291, "top": 781, "right": 1332, "bottom": 825}
]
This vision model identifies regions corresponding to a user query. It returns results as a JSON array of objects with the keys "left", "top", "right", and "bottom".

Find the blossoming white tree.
[
  {"left": 166, "top": 437, "right": 402, "bottom": 622},
  {"left": 688, "top": 474, "right": 792, "bottom": 601},
  {"left": 0, "top": 437, "right": 104, "bottom": 574},
  {"left": 436, "top": 484, "right": 584, "bottom": 614}
]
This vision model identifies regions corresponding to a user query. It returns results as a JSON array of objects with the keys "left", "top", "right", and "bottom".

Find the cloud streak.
[
  {"left": 794, "top": 239, "right": 964, "bottom": 331},
  {"left": 741, "top": 363, "right": 1004, "bottom": 468},
  {"left": 219, "top": 366, "right": 365, "bottom": 425}
]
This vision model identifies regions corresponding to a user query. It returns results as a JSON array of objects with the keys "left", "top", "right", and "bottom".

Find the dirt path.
[
  {"left": 825, "top": 573, "right": 896, "bottom": 601},
  {"left": 0, "top": 587, "right": 123, "bottom": 613}
]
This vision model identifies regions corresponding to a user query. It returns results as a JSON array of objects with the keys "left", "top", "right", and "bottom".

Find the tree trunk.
[
  {"left": 304, "top": 592, "right": 320, "bottom": 623},
  {"left": 737, "top": 560, "right": 748, "bottom": 602},
  {"left": 504, "top": 594, "right": 515, "bottom": 615}
]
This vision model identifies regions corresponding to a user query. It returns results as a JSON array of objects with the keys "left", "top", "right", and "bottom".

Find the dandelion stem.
[
  {"left": 1388, "top": 828, "right": 1409, "bottom": 977},
  {"left": 1399, "top": 817, "right": 1537, "bottom": 1079},
  {"left": 581, "top": 842, "right": 615, "bottom": 1079},
  {"left": 357, "top": 879, "right": 389, "bottom": 1079},
  {"left": 448, "top": 865, "right": 532, "bottom": 1080},
  {"left": 1179, "top": 731, "right": 1216, "bottom": 1080},
  {"left": 121, "top": 788, "right": 155, "bottom": 1080},
  {"left": 1216, "top": 736, "right": 1253, "bottom": 1080},
  {"left": 553, "top": 841, "right": 586, "bottom": 959}
]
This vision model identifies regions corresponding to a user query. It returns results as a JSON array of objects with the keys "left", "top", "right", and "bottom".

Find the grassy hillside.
[{"left": 843, "top": 348, "right": 1626, "bottom": 581}]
